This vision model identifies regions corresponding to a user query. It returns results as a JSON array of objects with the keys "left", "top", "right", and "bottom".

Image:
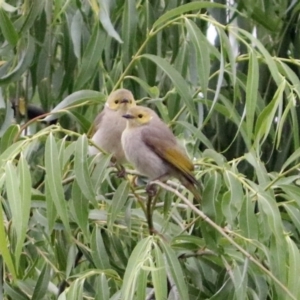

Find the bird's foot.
[
  {"left": 116, "top": 166, "right": 126, "bottom": 178},
  {"left": 146, "top": 183, "right": 157, "bottom": 197}
]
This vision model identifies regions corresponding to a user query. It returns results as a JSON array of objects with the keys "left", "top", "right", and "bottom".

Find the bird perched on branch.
[
  {"left": 88, "top": 89, "right": 136, "bottom": 164},
  {"left": 121, "top": 106, "right": 201, "bottom": 202}
]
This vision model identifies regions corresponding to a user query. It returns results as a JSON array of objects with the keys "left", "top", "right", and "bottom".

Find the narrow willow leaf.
[
  {"left": 91, "top": 227, "right": 111, "bottom": 269},
  {"left": 159, "top": 239, "right": 189, "bottom": 300},
  {"left": 269, "top": 237, "right": 287, "bottom": 296},
  {"left": 107, "top": 181, "right": 129, "bottom": 229},
  {"left": 45, "top": 180, "right": 57, "bottom": 234},
  {"left": 70, "top": 181, "right": 89, "bottom": 238},
  {"left": 185, "top": 18, "right": 210, "bottom": 99},
  {"left": 5, "top": 162, "right": 24, "bottom": 269},
  {"left": 31, "top": 264, "right": 51, "bottom": 300},
  {"left": 70, "top": 10, "right": 83, "bottom": 59},
  {"left": 75, "top": 24, "right": 105, "bottom": 89},
  {"left": 281, "top": 148, "right": 300, "bottom": 172},
  {"left": 43, "top": 90, "right": 105, "bottom": 122},
  {"left": 122, "top": 0, "right": 137, "bottom": 64},
  {"left": 239, "top": 195, "right": 258, "bottom": 240},
  {"left": 1, "top": 2, "right": 18, "bottom": 12},
  {"left": 0, "top": 36, "right": 35, "bottom": 85},
  {"left": 66, "top": 279, "right": 83, "bottom": 300},
  {"left": 254, "top": 79, "right": 285, "bottom": 146},
  {"left": 16, "top": 155, "right": 32, "bottom": 269},
  {"left": 286, "top": 236, "right": 300, "bottom": 299},
  {"left": 121, "top": 237, "right": 152, "bottom": 300},
  {"left": 135, "top": 269, "right": 148, "bottom": 300},
  {"left": 0, "top": 124, "right": 19, "bottom": 153},
  {"left": 229, "top": 260, "right": 247, "bottom": 300},
  {"left": 99, "top": 0, "right": 123, "bottom": 43},
  {"left": 95, "top": 274, "right": 109, "bottom": 300},
  {"left": 153, "top": 2, "right": 225, "bottom": 29},
  {"left": 258, "top": 191, "right": 284, "bottom": 243},
  {"left": 91, "top": 153, "right": 113, "bottom": 189},
  {"left": 219, "top": 26, "right": 236, "bottom": 86},
  {"left": 0, "top": 196, "right": 16, "bottom": 281},
  {"left": 238, "top": 29, "right": 282, "bottom": 86},
  {"left": 141, "top": 54, "right": 197, "bottom": 117},
  {"left": 246, "top": 50, "right": 259, "bottom": 138},
  {"left": 244, "top": 151, "right": 270, "bottom": 185},
  {"left": 125, "top": 76, "right": 159, "bottom": 98},
  {"left": 282, "top": 204, "right": 300, "bottom": 234},
  {"left": 202, "top": 171, "right": 221, "bottom": 221},
  {"left": 66, "top": 244, "right": 77, "bottom": 278},
  {"left": 20, "top": 0, "right": 45, "bottom": 33},
  {"left": 152, "top": 244, "right": 167, "bottom": 300},
  {"left": 74, "top": 135, "right": 97, "bottom": 207},
  {"left": 222, "top": 170, "right": 243, "bottom": 224},
  {"left": 4, "top": 284, "right": 29, "bottom": 300},
  {"left": 45, "top": 134, "right": 71, "bottom": 235},
  {"left": 0, "top": 8, "right": 19, "bottom": 46},
  {"left": 204, "top": 26, "right": 225, "bottom": 121}
]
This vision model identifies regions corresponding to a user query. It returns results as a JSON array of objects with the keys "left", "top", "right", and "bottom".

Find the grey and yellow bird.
[
  {"left": 121, "top": 106, "right": 201, "bottom": 202},
  {"left": 88, "top": 89, "right": 136, "bottom": 164}
]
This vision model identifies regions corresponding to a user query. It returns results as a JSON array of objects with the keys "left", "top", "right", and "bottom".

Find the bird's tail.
[{"left": 183, "top": 180, "right": 202, "bottom": 204}]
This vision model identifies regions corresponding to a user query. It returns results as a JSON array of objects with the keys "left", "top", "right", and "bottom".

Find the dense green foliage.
[{"left": 1, "top": 0, "right": 300, "bottom": 299}]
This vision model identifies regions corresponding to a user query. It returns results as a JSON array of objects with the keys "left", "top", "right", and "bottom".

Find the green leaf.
[
  {"left": 99, "top": 0, "right": 123, "bottom": 43},
  {"left": 95, "top": 274, "right": 110, "bottom": 300},
  {"left": 74, "top": 135, "right": 97, "bottom": 207},
  {"left": 43, "top": 90, "right": 105, "bottom": 122},
  {"left": 254, "top": 79, "right": 285, "bottom": 146},
  {"left": 121, "top": 0, "right": 137, "bottom": 65},
  {"left": 246, "top": 50, "right": 259, "bottom": 139},
  {"left": 0, "top": 193, "right": 16, "bottom": 281},
  {"left": 152, "top": 243, "right": 167, "bottom": 300},
  {"left": 70, "top": 181, "right": 89, "bottom": 238},
  {"left": 153, "top": 2, "right": 225, "bottom": 29},
  {"left": 16, "top": 155, "right": 32, "bottom": 269},
  {"left": 0, "top": 124, "right": 19, "bottom": 152},
  {"left": 0, "top": 36, "right": 35, "bottom": 85},
  {"left": 286, "top": 236, "right": 300, "bottom": 299},
  {"left": 31, "top": 263, "right": 51, "bottom": 300},
  {"left": 5, "top": 161, "right": 24, "bottom": 269},
  {"left": 91, "top": 227, "right": 111, "bottom": 269},
  {"left": 45, "top": 134, "right": 71, "bottom": 236},
  {"left": 75, "top": 24, "right": 105, "bottom": 90},
  {"left": 159, "top": 238, "right": 189, "bottom": 300},
  {"left": 141, "top": 54, "right": 197, "bottom": 117},
  {"left": 239, "top": 194, "right": 258, "bottom": 240},
  {"left": 121, "top": 237, "right": 152, "bottom": 300},
  {"left": 185, "top": 18, "right": 210, "bottom": 99},
  {"left": 107, "top": 181, "right": 129, "bottom": 229},
  {"left": 0, "top": 8, "right": 19, "bottom": 46},
  {"left": 20, "top": 0, "right": 45, "bottom": 33}
]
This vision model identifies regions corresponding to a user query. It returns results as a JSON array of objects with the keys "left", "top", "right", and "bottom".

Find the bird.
[
  {"left": 121, "top": 106, "right": 201, "bottom": 202},
  {"left": 88, "top": 89, "right": 136, "bottom": 164}
]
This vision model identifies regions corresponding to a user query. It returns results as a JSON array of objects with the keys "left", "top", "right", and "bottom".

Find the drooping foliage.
[{"left": 0, "top": 0, "right": 300, "bottom": 299}]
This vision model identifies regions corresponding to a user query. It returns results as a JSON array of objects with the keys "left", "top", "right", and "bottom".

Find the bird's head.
[
  {"left": 106, "top": 89, "right": 136, "bottom": 112},
  {"left": 122, "top": 106, "right": 157, "bottom": 128}
]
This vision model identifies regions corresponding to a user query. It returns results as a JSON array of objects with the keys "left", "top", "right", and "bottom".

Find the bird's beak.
[
  {"left": 122, "top": 113, "right": 134, "bottom": 119},
  {"left": 120, "top": 98, "right": 129, "bottom": 104}
]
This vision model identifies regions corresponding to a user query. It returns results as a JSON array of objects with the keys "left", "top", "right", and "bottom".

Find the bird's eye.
[
  {"left": 114, "top": 100, "right": 119, "bottom": 104},
  {"left": 129, "top": 100, "right": 132, "bottom": 104},
  {"left": 138, "top": 114, "right": 143, "bottom": 118}
]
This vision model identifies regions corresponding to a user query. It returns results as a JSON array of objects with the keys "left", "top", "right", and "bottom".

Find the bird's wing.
[{"left": 142, "top": 126, "right": 198, "bottom": 185}]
